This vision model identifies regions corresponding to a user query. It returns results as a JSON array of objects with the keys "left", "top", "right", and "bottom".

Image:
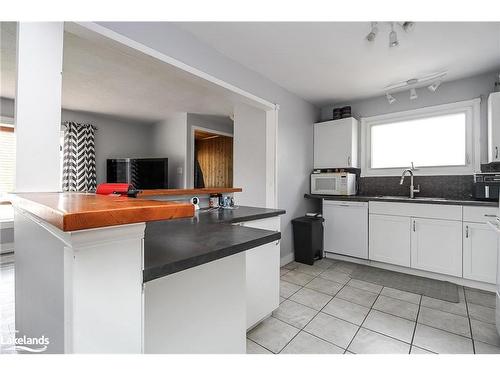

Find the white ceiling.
[
  {"left": 176, "top": 22, "right": 500, "bottom": 106},
  {"left": 0, "top": 22, "right": 237, "bottom": 123}
]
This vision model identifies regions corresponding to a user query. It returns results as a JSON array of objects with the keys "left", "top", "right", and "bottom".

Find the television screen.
[{"left": 107, "top": 158, "right": 168, "bottom": 189}]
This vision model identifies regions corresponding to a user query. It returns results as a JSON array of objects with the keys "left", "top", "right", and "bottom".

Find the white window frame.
[{"left": 360, "top": 98, "right": 481, "bottom": 177}]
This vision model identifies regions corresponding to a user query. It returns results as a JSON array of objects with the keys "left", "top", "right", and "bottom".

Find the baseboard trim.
[
  {"left": 280, "top": 252, "right": 294, "bottom": 267},
  {"left": 325, "top": 252, "right": 496, "bottom": 293}
]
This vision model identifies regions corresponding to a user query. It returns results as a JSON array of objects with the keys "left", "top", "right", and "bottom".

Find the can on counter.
[{"left": 209, "top": 194, "right": 219, "bottom": 208}]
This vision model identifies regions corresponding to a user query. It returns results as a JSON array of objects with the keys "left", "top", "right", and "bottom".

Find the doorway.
[{"left": 194, "top": 128, "right": 233, "bottom": 188}]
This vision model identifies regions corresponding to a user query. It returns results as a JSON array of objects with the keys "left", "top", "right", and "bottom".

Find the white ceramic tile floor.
[
  {"left": 247, "top": 259, "right": 500, "bottom": 354},
  {"left": 2, "top": 258, "right": 499, "bottom": 355}
]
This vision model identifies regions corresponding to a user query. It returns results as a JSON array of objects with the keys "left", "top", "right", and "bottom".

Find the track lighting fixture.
[
  {"left": 384, "top": 72, "right": 446, "bottom": 103},
  {"left": 366, "top": 22, "right": 378, "bottom": 42},
  {"left": 365, "top": 21, "right": 414, "bottom": 47},
  {"left": 409, "top": 88, "right": 418, "bottom": 100},
  {"left": 389, "top": 23, "right": 399, "bottom": 48},
  {"left": 427, "top": 81, "right": 442, "bottom": 92},
  {"left": 402, "top": 21, "right": 415, "bottom": 33}
]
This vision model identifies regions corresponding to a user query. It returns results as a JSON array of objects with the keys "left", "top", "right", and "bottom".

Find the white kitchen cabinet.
[
  {"left": 463, "top": 222, "right": 498, "bottom": 284},
  {"left": 241, "top": 216, "right": 280, "bottom": 330},
  {"left": 323, "top": 200, "right": 368, "bottom": 259},
  {"left": 411, "top": 218, "right": 463, "bottom": 277},
  {"left": 369, "top": 214, "right": 411, "bottom": 267},
  {"left": 488, "top": 92, "right": 500, "bottom": 162},
  {"left": 314, "top": 118, "right": 358, "bottom": 168}
]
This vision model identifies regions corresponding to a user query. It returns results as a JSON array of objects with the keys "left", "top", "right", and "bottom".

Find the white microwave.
[{"left": 310, "top": 172, "right": 356, "bottom": 195}]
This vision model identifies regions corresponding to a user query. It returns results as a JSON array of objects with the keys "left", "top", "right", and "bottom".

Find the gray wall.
[
  {"left": 1, "top": 97, "right": 156, "bottom": 185},
  {"left": 233, "top": 103, "right": 267, "bottom": 207},
  {"left": 61, "top": 109, "right": 155, "bottom": 184},
  {"left": 321, "top": 70, "right": 500, "bottom": 165},
  {"left": 97, "top": 22, "right": 319, "bottom": 262},
  {"left": 152, "top": 113, "right": 188, "bottom": 189},
  {"left": 186, "top": 113, "right": 233, "bottom": 188}
]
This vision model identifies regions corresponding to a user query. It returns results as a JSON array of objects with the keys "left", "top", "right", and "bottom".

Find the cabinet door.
[
  {"left": 242, "top": 217, "right": 280, "bottom": 329},
  {"left": 463, "top": 222, "right": 498, "bottom": 284},
  {"left": 369, "top": 214, "right": 411, "bottom": 267},
  {"left": 323, "top": 202, "right": 368, "bottom": 259},
  {"left": 410, "top": 218, "right": 462, "bottom": 277},
  {"left": 314, "top": 119, "right": 355, "bottom": 168},
  {"left": 245, "top": 241, "right": 280, "bottom": 329},
  {"left": 488, "top": 92, "right": 500, "bottom": 162}
]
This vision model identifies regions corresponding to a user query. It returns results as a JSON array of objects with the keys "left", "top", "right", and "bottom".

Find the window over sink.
[{"left": 361, "top": 98, "right": 480, "bottom": 176}]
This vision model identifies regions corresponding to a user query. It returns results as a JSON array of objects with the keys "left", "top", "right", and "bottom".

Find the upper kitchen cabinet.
[
  {"left": 488, "top": 92, "right": 500, "bottom": 162},
  {"left": 314, "top": 118, "right": 359, "bottom": 169}
]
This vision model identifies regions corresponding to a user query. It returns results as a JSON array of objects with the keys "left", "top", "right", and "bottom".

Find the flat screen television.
[{"left": 106, "top": 158, "right": 168, "bottom": 189}]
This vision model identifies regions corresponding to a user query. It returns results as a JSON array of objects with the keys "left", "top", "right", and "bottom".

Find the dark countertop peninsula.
[
  {"left": 144, "top": 206, "right": 286, "bottom": 282},
  {"left": 305, "top": 193, "right": 498, "bottom": 207}
]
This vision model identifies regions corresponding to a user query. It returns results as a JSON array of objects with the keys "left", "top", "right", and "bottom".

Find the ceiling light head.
[
  {"left": 366, "top": 22, "right": 378, "bottom": 42},
  {"left": 386, "top": 92, "right": 396, "bottom": 104},
  {"left": 427, "top": 80, "right": 442, "bottom": 92},
  {"left": 402, "top": 22, "right": 415, "bottom": 33},
  {"left": 410, "top": 88, "right": 418, "bottom": 100},
  {"left": 389, "top": 23, "right": 399, "bottom": 47}
]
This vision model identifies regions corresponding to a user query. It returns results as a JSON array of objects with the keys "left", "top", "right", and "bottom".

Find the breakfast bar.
[{"left": 11, "top": 191, "right": 285, "bottom": 354}]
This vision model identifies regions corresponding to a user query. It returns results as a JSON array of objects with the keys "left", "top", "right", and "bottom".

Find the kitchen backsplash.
[{"left": 358, "top": 175, "right": 474, "bottom": 200}]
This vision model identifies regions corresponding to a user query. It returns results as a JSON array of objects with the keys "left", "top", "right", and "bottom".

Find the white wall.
[
  {"left": 15, "top": 22, "right": 64, "bottom": 192},
  {"left": 97, "top": 22, "right": 319, "bottom": 262},
  {"left": 233, "top": 103, "right": 267, "bottom": 207},
  {"left": 152, "top": 113, "right": 188, "bottom": 189},
  {"left": 321, "top": 70, "right": 499, "bottom": 165}
]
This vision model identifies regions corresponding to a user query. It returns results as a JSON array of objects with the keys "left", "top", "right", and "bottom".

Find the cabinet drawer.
[
  {"left": 369, "top": 201, "right": 462, "bottom": 221},
  {"left": 462, "top": 206, "right": 498, "bottom": 223}
]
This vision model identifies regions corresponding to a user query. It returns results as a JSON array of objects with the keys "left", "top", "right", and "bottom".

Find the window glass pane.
[
  {"left": 0, "top": 125, "right": 16, "bottom": 194},
  {"left": 370, "top": 112, "right": 466, "bottom": 169}
]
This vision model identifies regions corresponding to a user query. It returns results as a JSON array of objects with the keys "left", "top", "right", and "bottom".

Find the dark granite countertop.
[
  {"left": 143, "top": 206, "right": 286, "bottom": 282},
  {"left": 305, "top": 193, "right": 498, "bottom": 207}
]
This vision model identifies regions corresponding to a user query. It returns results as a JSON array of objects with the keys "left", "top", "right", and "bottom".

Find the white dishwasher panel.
[{"left": 323, "top": 200, "right": 368, "bottom": 259}]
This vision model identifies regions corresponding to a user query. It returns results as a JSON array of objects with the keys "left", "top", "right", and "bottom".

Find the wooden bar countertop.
[
  {"left": 137, "top": 187, "right": 242, "bottom": 197},
  {"left": 10, "top": 192, "right": 195, "bottom": 232}
]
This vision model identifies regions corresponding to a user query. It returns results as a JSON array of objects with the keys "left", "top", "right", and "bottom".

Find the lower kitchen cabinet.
[
  {"left": 410, "top": 218, "right": 463, "bottom": 277},
  {"left": 369, "top": 214, "right": 411, "bottom": 267},
  {"left": 241, "top": 217, "right": 280, "bottom": 330},
  {"left": 463, "top": 222, "right": 498, "bottom": 284}
]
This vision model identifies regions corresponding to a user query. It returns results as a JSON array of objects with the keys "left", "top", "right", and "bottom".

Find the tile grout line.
[
  {"left": 408, "top": 294, "right": 423, "bottom": 354},
  {"left": 277, "top": 268, "right": 347, "bottom": 354},
  {"left": 276, "top": 262, "right": 353, "bottom": 354},
  {"left": 342, "top": 283, "right": 383, "bottom": 354},
  {"left": 463, "top": 287, "right": 476, "bottom": 354}
]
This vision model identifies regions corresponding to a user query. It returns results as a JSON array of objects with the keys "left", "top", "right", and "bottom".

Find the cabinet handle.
[
  {"left": 465, "top": 225, "right": 469, "bottom": 238},
  {"left": 413, "top": 220, "right": 416, "bottom": 232},
  {"left": 347, "top": 156, "right": 351, "bottom": 166},
  {"left": 484, "top": 214, "right": 497, "bottom": 218},
  {"left": 275, "top": 240, "right": 281, "bottom": 246},
  {"left": 496, "top": 146, "right": 498, "bottom": 159}
]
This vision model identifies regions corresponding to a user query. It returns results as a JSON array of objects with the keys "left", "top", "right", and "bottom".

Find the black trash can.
[{"left": 291, "top": 216, "right": 324, "bottom": 266}]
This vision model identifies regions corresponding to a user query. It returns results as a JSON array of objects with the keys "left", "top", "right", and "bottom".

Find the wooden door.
[{"left": 195, "top": 133, "right": 233, "bottom": 187}]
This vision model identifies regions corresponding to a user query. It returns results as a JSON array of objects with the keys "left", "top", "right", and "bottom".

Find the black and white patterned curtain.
[{"left": 62, "top": 122, "right": 97, "bottom": 192}]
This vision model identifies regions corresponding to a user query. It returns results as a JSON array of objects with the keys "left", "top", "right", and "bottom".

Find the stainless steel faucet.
[{"left": 400, "top": 163, "right": 420, "bottom": 199}]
